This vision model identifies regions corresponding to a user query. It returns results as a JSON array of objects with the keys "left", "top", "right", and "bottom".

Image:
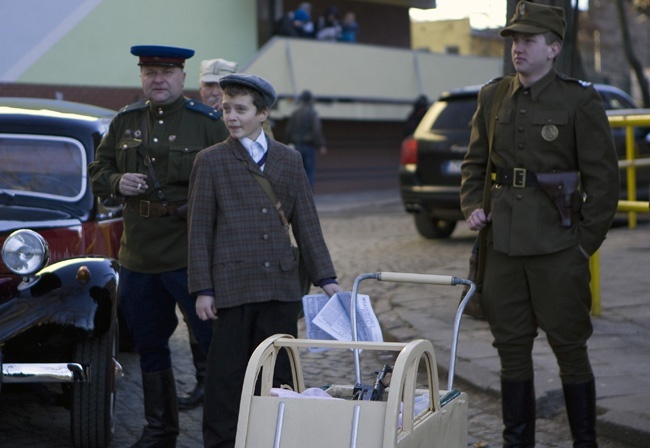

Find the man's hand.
[
  {"left": 119, "top": 173, "right": 148, "bottom": 196},
  {"left": 322, "top": 283, "right": 341, "bottom": 297},
  {"left": 466, "top": 208, "right": 492, "bottom": 231},
  {"left": 196, "top": 294, "right": 218, "bottom": 320}
]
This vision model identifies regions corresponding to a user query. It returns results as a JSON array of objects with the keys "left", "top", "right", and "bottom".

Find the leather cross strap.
[
  {"left": 140, "top": 114, "right": 169, "bottom": 207},
  {"left": 476, "top": 77, "right": 511, "bottom": 284}
]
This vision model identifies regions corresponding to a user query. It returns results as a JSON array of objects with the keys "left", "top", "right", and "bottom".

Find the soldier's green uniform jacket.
[
  {"left": 460, "top": 70, "right": 619, "bottom": 257},
  {"left": 89, "top": 95, "right": 229, "bottom": 273}
]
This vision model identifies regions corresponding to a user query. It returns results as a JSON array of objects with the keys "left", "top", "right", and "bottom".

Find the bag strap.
[
  {"left": 139, "top": 114, "right": 169, "bottom": 206},
  {"left": 477, "top": 77, "right": 510, "bottom": 283},
  {"left": 251, "top": 171, "right": 290, "bottom": 230}
]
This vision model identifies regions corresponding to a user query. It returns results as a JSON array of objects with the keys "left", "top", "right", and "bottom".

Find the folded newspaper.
[{"left": 302, "top": 291, "right": 383, "bottom": 343}]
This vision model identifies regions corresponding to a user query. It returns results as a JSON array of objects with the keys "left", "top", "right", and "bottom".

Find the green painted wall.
[{"left": 18, "top": 0, "right": 258, "bottom": 90}]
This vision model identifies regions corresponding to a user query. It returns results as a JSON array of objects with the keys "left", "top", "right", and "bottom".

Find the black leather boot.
[
  {"left": 563, "top": 380, "right": 598, "bottom": 448},
  {"left": 130, "top": 368, "right": 179, "bottom": 448},
  {"left": 178, "top": 337, "right": 206, "bottom": 410},
  {"left": 501, "top": 378, "right": 536, "bottom": 448}
]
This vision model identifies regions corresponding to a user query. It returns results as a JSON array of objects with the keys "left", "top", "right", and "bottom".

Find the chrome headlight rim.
[{"left": 1, "top": 229, "right": 50, "bottom": 276}]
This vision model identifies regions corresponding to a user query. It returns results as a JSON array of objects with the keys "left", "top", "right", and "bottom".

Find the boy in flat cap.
[
  {"left": 460, "top": 2, "right": 619, "bottom": 446},
  {"left": 187, "top": 73, "right": 340, "bottom": 447},
  {"left": 89, "top": 45, "right": 228, "bottom": 447}
]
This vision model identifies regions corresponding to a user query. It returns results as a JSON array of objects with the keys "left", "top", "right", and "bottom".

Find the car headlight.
[{"left": 1, "top": 229, "right": 50, "bottom": 276}]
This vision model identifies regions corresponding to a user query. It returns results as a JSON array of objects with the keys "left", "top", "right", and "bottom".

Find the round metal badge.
[{"left": 541, "top": 124, "right": 559, "bottom": 141}]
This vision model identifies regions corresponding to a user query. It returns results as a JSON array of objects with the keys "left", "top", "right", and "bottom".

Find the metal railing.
[
  {"left": 607, "top": 109, "right": 650, "bottom": 228},
  {"left": 590, "top": 110, "right": 650, "bottom": 315}
]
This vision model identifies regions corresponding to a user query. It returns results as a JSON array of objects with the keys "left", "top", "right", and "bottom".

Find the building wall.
[
  {"left": 410, "top": 18, "right": 502, "bottom": 57},
  {"left": 2, "top": 0, "right": 259, "bottom": 91},
  {"left": 580, "top": 1, "right": 650, "bottom": 103}
]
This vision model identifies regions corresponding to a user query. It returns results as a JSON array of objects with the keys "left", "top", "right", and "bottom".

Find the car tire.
[
  {"left": 413, "top": 213, "right": 457, "bottom": 239},
  {"left": 70, "top": 318, "right": 118, "bottom": 448}
]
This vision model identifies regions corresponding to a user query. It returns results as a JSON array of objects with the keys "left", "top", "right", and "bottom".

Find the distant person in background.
[
  {"left": 315, "top": 6, "right": 342, "bottom": 41},
  {"left": 340, "top": 12, "right": 359, "bottom": 43},
  {"left": 199, "top": 58, "right": 239, "bottom": 111},
  {"left": 285, "top": 90, "right": 326, "bottom": 187},
  {"left": 403, "top": 94, "right": 429, "bottom": 137},
  {"left": 293, "top": 2, "right": 315, "bottom": 37}
]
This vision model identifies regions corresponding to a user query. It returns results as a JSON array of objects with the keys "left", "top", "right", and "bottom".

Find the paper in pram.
[{"left": 302, "top": 292, "right": 383, "bottom": 344}]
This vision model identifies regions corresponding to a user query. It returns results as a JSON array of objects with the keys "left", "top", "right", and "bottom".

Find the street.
[{"left": 0, "top": 192, "right": 635, "bottom": 447}]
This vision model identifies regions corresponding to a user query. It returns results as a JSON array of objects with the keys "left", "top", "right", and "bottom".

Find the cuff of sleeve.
[
  {"left": 194, "top": 289, "right": 215, "bottom": 298},
  {"left": 316, "top": 277, "right": 338, "bottom": 288}
]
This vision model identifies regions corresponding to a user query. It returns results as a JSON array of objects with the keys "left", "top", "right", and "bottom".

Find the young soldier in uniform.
[
  {"left": 89, "top": 45, "right": 229, "bottom": 447},
  {"left": 460, "top": 2, "right": 619, "bottom": 447},
  {"left": 187, "top": 73, "right": 340, "bottom": 447}
]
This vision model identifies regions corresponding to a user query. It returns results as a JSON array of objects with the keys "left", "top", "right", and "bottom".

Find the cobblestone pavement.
[{"left": 0, "top": 193, "right": 638, "bottom": 447}]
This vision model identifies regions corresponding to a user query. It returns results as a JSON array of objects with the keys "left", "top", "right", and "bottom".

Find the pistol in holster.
[{"left": 536, "top": 171, "right": 579, "bottom": 228}]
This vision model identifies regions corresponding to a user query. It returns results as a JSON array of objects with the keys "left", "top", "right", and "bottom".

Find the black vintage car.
[{"left": 0, "top": 97, "right": 124, "bottom": 447}]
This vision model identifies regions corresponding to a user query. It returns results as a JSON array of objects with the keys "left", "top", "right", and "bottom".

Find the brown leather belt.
[
  {"left": 495, "top": 167, "right": 539, "bottom": 188},
  {"left": 125, "top": 200, "right": 186, "bottom": 217}
]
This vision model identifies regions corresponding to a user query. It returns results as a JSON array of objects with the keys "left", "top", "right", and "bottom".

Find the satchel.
[
  {"left": 292, "top": 245, "right": 312, "bottom": 296},
  {"left": 459, "top": 237, "right": 486, "bottom": 320}
]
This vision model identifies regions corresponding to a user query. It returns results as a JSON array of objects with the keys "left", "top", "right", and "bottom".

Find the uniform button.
[
  {"left": 523, "top": 90, "right": 529, "bottom": 96},
  {"left": 158, "top": 109, "right": 163, "bottom": 115},
  {"left": 518, "top": 143, "right": 525, "bottom": 150},
  {"left": 262, "top": 208, "right": 268, "bottom": 214},
  {"left": 184, "top": 148, "right": 189, "bottom": 152},
  {"left": 123, "top": 144, "right": 128, "bottom": 149},
  {"left": 158, "top": 120, "right": 163, "bottom": 124},
  {"left": 262, "top": 234, "right": 269, "bottom": 240},
  {"left": 520, "top": 109, "right": 526, "bottom": 114},
  {"left": 516, "top": 194, "right": 523, "bottom": 200},
  {"left": 264, "top": 261, "right": 271, "bottom": 268},
  {"left": 153, "top": 138, "right": 158, "bottom": 143},
  {"left": 518, "top": 127, "right": 524, "bottom": 133}
]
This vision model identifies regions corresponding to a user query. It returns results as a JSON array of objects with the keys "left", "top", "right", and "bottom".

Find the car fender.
[{"left": 0, "top": 257, "right": 119, "bottom": 344}]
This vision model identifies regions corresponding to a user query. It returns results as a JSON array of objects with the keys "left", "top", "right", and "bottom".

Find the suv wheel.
[
  {"left": 414, "top": 213, "right": 456, "bottom": 239},
  {"left": 70, "top": 318, "right": 118, "bottom": 448}
]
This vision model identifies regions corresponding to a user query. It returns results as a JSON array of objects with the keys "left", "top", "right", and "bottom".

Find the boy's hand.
[
  {"left": 322, "top": 283, "right": 341, "bottom": 297},
  {"left": 196, "top": 294, "right": 218, "bottom": 320}
]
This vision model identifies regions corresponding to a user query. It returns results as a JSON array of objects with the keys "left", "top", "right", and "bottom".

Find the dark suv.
[
  {"left": 399, "top": 84, "right": 650, "bottom": 239},
  {"left": 0, "top": 97, "right": 123, "bottom": 447}
]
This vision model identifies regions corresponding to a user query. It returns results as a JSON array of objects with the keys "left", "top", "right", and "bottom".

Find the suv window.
[
  {"left": 599, "top": 91, "right": 637, "bottom": 110},
  {"left": 427, "top": 97, "right": 477, "bottom": 131},
  {"left": 0, "top": 134, "right": 87, "bottom": 202}
]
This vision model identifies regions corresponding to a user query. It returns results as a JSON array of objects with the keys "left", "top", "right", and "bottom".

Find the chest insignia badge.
[{"left": 541, "top": 124, "right": 559, "bottom": 141}]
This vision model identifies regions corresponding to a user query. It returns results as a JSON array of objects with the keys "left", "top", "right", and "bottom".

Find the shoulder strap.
[
  {"left": 483, "top": 77, "right": 510, "bottom": 213},
  {"left": 477, "top": 77, "right": 510, "bottom": 283},
  {"left": 251, "top": 172, "right": 289, "bottom": 229}
]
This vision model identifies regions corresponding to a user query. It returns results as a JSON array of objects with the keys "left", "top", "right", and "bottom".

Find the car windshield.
[
  {"left": 427, "top": 97, "right": 477, "bottom": 131},
  {"left": 0, "top": 134, "right": 87, "bottom": 202}
]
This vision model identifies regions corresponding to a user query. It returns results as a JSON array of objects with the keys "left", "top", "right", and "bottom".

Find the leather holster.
[{"left": 536, "top": 171, "right": 579, "bottom": 228}]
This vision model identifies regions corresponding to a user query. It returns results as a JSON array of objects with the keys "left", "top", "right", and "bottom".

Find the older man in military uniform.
[
  {"left": 89, "top": 45, "right": 228, "bottom": 447},
  {"left": 460, "top": 2, "right": 619, "bottom": 447}
]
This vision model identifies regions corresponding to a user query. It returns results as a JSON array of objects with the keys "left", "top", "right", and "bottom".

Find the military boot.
[
  {"left": 563, "top": 379, "right": 598, "bottom": 448},
  {"left": 130, "top": 368, "right": 179, "bottom": 448},
  {"left": 501, "top": 378, "right": 536, "bottom": 448}
]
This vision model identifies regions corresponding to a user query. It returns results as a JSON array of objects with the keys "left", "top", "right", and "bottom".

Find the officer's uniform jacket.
[
  {"left": 187, "top": 135, "right": 337, "bottom": 308},
  {"left": 89, "top": 95, "right": 229, "bottom": 273},
  {"left": 460, "top": 70, "right": 619, "bottom": 257}
]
